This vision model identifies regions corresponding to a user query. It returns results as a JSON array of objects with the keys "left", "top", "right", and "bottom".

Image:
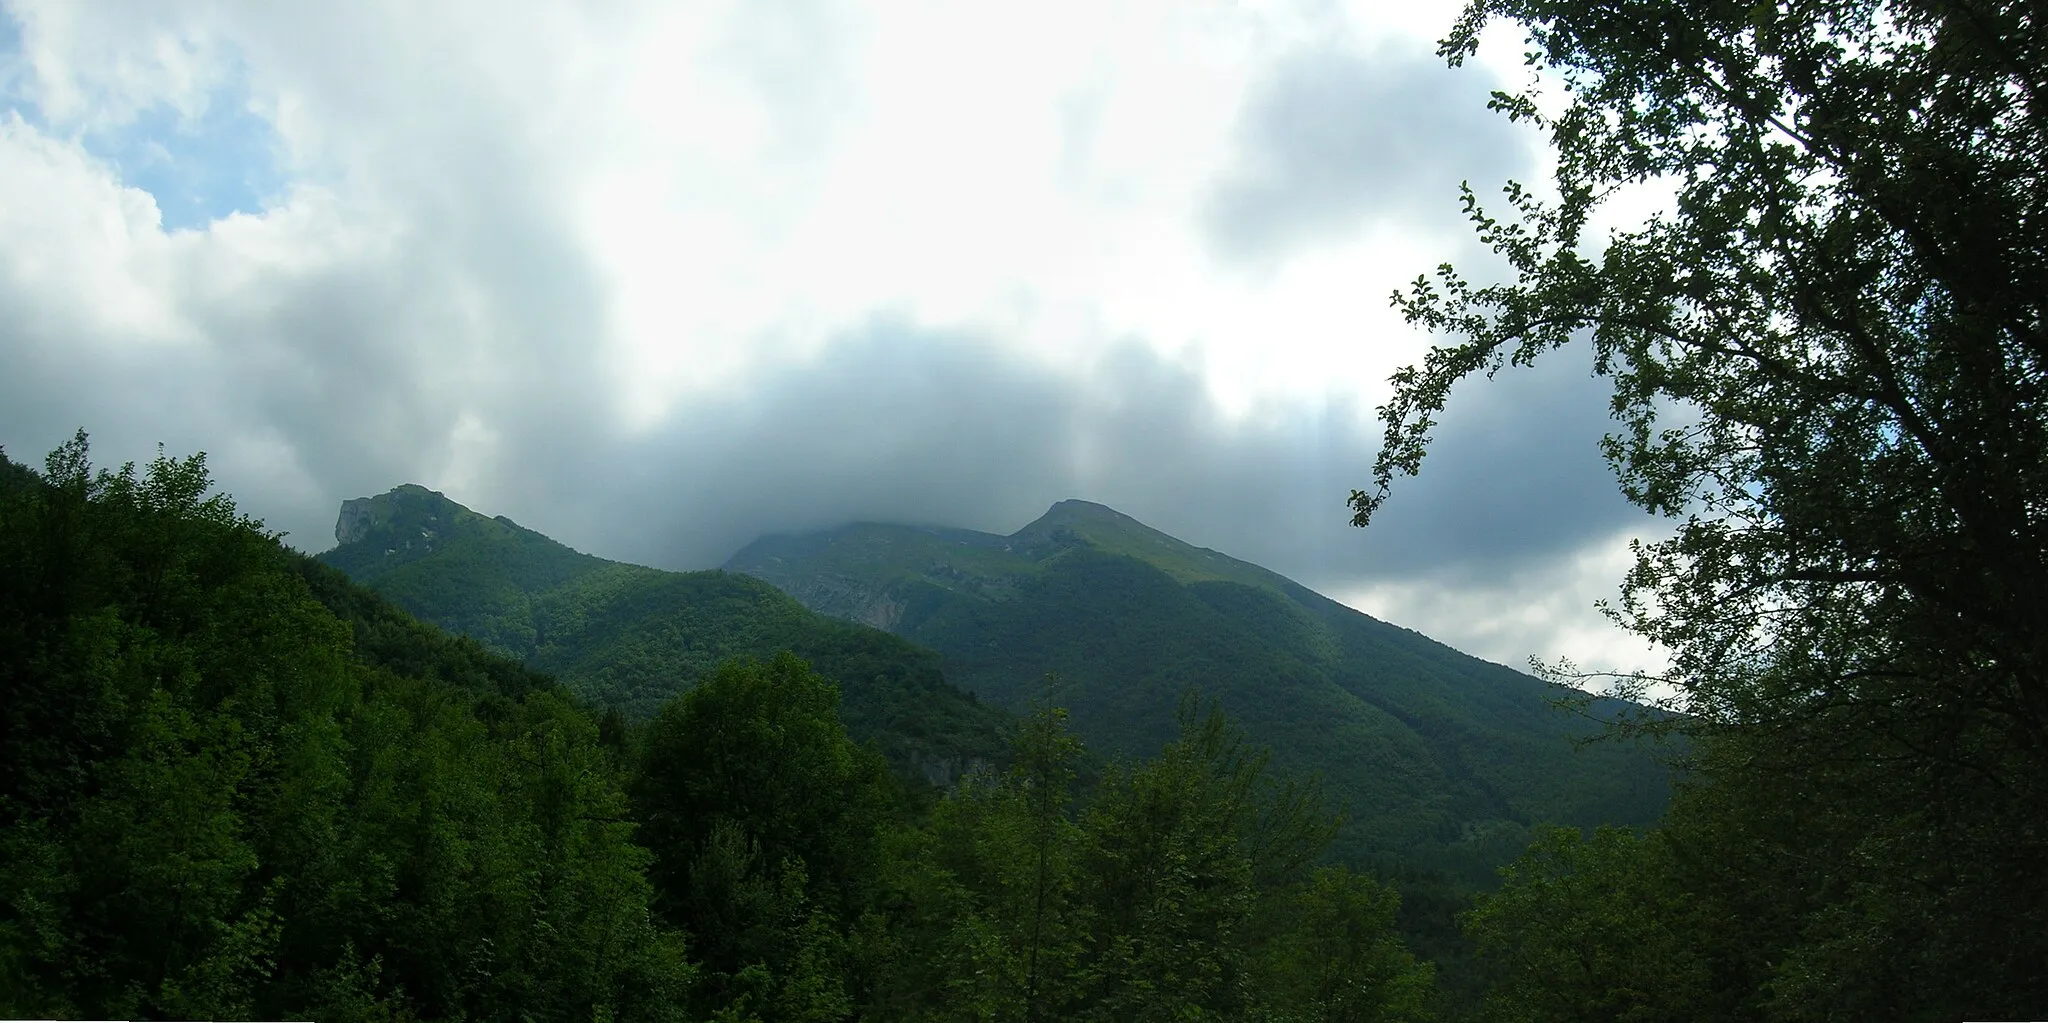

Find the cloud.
[
  {"left": 1336, "top": 526, "right": 1672, "bottom": 680},
  {"left": 1352, "top": 341, "right": 1643, "bottom": 579},
  {"left": 21, "top": 43, "right": 288, "bottom": 233},
  {"left": 514, "top": 320, "right": 1643, "bottom": 596},
  {"left": 1204, "top": 40, "right": 1536, "bottom": 265},
  {"left": 0, "top": 0, "right": 1661, "bottom": 672},
  {"left": 526, "top": 319, "right": 1650, "bottom": 674}
]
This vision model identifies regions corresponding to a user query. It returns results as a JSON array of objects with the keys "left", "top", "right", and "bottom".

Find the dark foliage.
[
  {"left": 1362, "top": 1, "right": 2048, "bottom": 1019},
  {"left": 4, "top": 436, "right": 1443, "bottom": 1021},
  {"left": 0, "top": 435, "right": 691, "bottom": 1021}
]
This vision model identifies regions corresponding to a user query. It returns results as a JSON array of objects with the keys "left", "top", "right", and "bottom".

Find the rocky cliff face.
[
  {"left": 764, "top": 573, "right": 909, "bottom": 631},
  {"left": 912, "top": 752, "right": 990, "bottom": 788},
  {"left": 335, "top": 497, "right": 379, "bottom": 546},
  {"left": 750, "top": 564, "right": 1029, "bottom": 632}
]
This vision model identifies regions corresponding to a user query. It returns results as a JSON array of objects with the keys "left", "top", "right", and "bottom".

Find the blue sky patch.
[
  {"left": 0, "top": 13, "right": 285, "bottom": 232},
  {"left": 90, "top": 94, "right": 287, "bottom": 231},
  {"left": 0, "top": 9, "right": 25, "bottom": 102}
]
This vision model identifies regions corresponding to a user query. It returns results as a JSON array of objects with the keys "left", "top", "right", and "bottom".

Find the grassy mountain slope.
[
  {"left": 319, "top": 486, "right": 1011, "bottom": 780},
  {"left": 727, "top": 500, "right": 1672, "bottom": 875}
]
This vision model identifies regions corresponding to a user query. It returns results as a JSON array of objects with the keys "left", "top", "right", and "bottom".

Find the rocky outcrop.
[
  {"left": 913, "top": 753, "right": 991, "bottom": 788},
  {"left": 853, "top": 589, "right": 906, "bottom": 631},
  {"left": 335, "top": 497, "right": 379, "bottom": 546}
]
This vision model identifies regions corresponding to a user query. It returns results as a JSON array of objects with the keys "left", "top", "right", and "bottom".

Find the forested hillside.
[
  {"left": 312, "top": 484, "right": 1679, "bottom": 1003},
  {"left": 0, "top": 438, "right": 690, "bottom": 1020},
  {"left": 319, "top": 484, "right": 1013, "bottom": 782},
  {"left": 729, "top": 499, "right": 1671, "bottom": 875},
  {"left": 0, "top": 437, "right": 1439, "bottom": 1021},
  {"left": 11, "top": 0, "right": 2045, "bottom": 1019}
]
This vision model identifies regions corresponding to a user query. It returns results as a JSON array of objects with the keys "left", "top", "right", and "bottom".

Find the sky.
[{"left": 0, "top": 0, "right": 1669, "bottom": 677}]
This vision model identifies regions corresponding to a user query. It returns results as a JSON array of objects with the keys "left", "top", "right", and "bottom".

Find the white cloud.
[
  {"left": 0, "top": 0, "right": 1663, "bottom": 673},
  {"left": 1334, "top": 527, "right": 1674, "bottom": 683}
]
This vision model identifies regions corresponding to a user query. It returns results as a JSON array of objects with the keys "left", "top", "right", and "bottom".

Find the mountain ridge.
[
  {"left": 728, "top": 496, "right": 1309, "bottom": 625},
  {"left": 726, "top": 498, "right": 1673, "bottom": 876},
  {"left": 318, "top": 484, "right": 1014, "bottom": 784},
  {"left": 321, "top": 484, "right": 1670, "bottom": 878},
  {"left": 731, "top": 497, "right": 1502, "bottom": 674}
]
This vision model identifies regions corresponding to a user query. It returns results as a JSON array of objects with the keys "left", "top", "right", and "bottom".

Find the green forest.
[
  {"left": 0, "top": 439, "right": 1436, "bottom": 1021},
  {"left": 318, "top": 484, "right": 1014, "bottom": 785},
  {"left": 7, "top": 0, "right": 2048, "bottom": 1020},
  {"left": 326, "top": 480, "right": 1670, "bottom": 888}
]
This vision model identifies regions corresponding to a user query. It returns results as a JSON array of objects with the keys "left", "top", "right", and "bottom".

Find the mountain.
[
  {"left": 727, "top": 499, "right": 1673, "bottom": 875},
  {"left": 319, "top": 485, "right": 1012, "bottom": 782}
]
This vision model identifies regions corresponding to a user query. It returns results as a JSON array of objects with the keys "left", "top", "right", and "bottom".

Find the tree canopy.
[
  {"left": 0, "top": 434, "right": 693, "bottom": 1021},
  {"left": 1355, "top": 1, "right": 2048, "bottom": 1017},
  {"left": 1, "top": 433, "right": 1443, "bottom": 1021}
]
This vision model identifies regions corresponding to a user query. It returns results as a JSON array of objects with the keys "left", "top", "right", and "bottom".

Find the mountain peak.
[
  {"left": 325, "top": 484, "right": 560, "bottom": 585},
  {"left": 1041, "top": 498, "right": 1123, "bottom": 519},
  {"left": 335, "top": 484, "right": 466, "bottom": 546},
  {"left": 724, "top": 496, "right": 1672, "bottom": 868},
  {"left": 1016, "top": 498, "right": 1160, "bottom": 542},
  {"left": 1009, "top": 500, "right": 1289, "bottom": 591}
]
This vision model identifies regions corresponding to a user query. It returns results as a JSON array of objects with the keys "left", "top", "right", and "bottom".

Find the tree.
[
  {"left": 1251, "top": 867, "right": 1435, "bottom": 1023},
  {"left": 634, "top": 653, "right": 894, "bottom": 915},
  {"left": 1355, "top": 2, "right": 2048, "bottom": 1016},
  {"left": 1072, "top": 697, "right": 1337, "bottom": 1023},
  {"left": 631, "top": 653, "right": 895, "bottom": 1017},
  {"left": 863, "top": 676, "right": 1090, "bottom": 1023},
  {"left": 1463, "top": 827, "right": 1723, "bottom": 1023}
]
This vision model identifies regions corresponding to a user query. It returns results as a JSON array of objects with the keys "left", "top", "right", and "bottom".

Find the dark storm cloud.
[
  {"left": 488, "top": 319, "right": 1641, "bottom": 600},
  {"left": 0, "top": 284, "right": 1637, "bottom": 616},
  {"left": 0, "top": 3, "right": 1633, "bottom": 611},
  {"left": 1340, "top": 344, "right": 1644, "bottom": 582},
  {"left": 1205, "top": 40, "right": 1535, "bottom": 263}
]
